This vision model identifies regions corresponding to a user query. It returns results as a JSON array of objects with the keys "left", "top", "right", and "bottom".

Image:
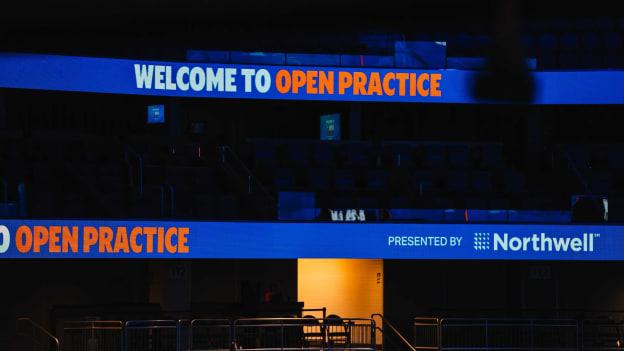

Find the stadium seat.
[
  {"left": 254, "top": 143, "right": 278, "bottom": 167},
  {"left": 604, "top": 54, "right": 624, "bottom": 68},
  {"left": 504, "top": 171, "right": 526, "bottom": 194},
  {"left": 560, "top": 33, "right": 579, "bottom": 52},
  {"left": 559, "top": 53, "right": 580, "bottom": 68},
  {"left": 343, "top": 143, "right": 372, "bottom": 168},
  {"left": 521, "top": 34, "right": 537, "bottom": 57},
  {"left": 422, "top": 144, "right": 447, "bottom": 168},
  {"left": 448, "top": 145, "right": 473, "bottom": 169},
  {"left": 366, "top": 169, "right": 390, "bottom": 194},
  {"left": 581, "top": 54, "right": 602, "bottom": 68},
  {"left": 471, "top": 171, "right": 494, "bottom": 194},
  {"left": 447, "top": 171, "right": 470, "bottom": 194},
  {"left": 334, "top": 169, "right": 357, "bottom": 194},
  {"left": 285, "top": 143, "right": 310, "bottom": 167},
  {"left": 274, "top": 168, "right": 297, "bottom": 190},
  {"left": 581, "top": 33, "right": 602, "bottom": 51},
  {"left": 480, "top": 144, "right": 504, "bottom": 169},
  {"left": 538, "top": 34, "right": 558, "bottom": 52},
  {"left": 603, "top": 32, "right": 623, "bottom": 51},
  {"left": 312, "top": 143, "right": 336, "bottom": 167},
  {"left": 537, "top": 53, "right": 557, "bottom": 69},
  {"left": 307, "top": 168, "right": 331, "bottom": 191},
  {"left": 574, "top": 18, "right": 595, "bottom": 31}
]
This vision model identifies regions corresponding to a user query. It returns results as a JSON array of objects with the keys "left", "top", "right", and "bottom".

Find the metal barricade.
[
  {"left": 233, "top": 318, "right": 376, "bottom": 351},
  {"left": 191, "top": 319, "right": 232, "bottom": 351},
  {"left": 582, "top": 319, "right": 624, "bottom": 351},
  {"left": 439, "top": 319, "right": 578, "bottom": 351},
  {"left": 125, "top": 320, "right": 181, "bottom": 351},
  {"left": 62, "top": 321, "right": 123, "bottom": 351},
  {"left": 413, "top": 318, "right": 440, "bottom": 351}
]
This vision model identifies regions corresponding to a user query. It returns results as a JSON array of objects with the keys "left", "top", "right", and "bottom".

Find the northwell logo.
[{"left": 473, "top": 232, "right": 599, "bottom": 252}]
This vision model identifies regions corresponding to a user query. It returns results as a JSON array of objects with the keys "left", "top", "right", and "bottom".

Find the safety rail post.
[
  {"left": 126, "top": 320, "right": 181, "bottom": 351},
  {"left": 63, "top": 320, "right": 123, "bottom": 351}
]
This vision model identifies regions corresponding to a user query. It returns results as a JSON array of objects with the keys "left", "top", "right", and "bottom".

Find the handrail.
[
  {"left": 372, "top": 313, "right": 417, "bottom": 351},
  {"left": 17, "top": 317, "right": 60, "bottom": 350},
  {"left": 561, "top": 149, "right": 593, "bottom": 195},
  {"left": 218, "top": 145, "right": 277, "bottom": 209}
]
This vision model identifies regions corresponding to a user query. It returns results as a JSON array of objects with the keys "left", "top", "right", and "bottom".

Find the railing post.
[{"left": 281, "top": 320, "right": 284, "bottom": 351}]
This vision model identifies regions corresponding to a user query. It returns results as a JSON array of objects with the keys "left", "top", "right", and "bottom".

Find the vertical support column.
[{"left": 349, "top": 102, "right": 361, "bottom": 141}]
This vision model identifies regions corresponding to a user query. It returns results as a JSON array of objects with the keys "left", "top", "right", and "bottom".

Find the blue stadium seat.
[
  {"left": 334, "top": 169, "right": 357, "bottom": 194},
  {"left": 344, "top": 143, "right": 372, "bottom": 167},
  {"left": 474, "top": 33, "right": 491, "bottom": 51},
  {"left": 537, "top": 54, "right": 557, "bottom": 69},
  {"left": 448, "top": 145, "right": 472, "bottom": 169},
  {"left": 366, "top": 169, "right": 390, "bottom": 194},
  {"left": 560, "top": 33, "right": 579, "bottom": 52},
  {"left": 471, "top": 171, "right": 494, "bottom": 193},
  {"left": 451, "top": 33, "right": 475, "bottom": 56},
  {"left": 581, "top": 33, "right": 602, "bottom": 51},
  {"left": 431, "top": 33, "right": 452, "bottom": 44},
  {"left": 604, "top": 32, "right": 623, "bottom": 51},
  {"left": 447, "top": 171, "right": 469, "bottom": 193},
  {"left": 551, "top": 18, "right": 574, "bottom": 32},
  {"left": 312, "top": 143, "right": 336, "bottom": 167},
  {"left": 608, "top": 147, "right": 624, "bottom": 169},
  {"left": 357, "top": 197, "right": 380, "bottom": 209},
  {"left": 574, "top": 18, "right": 595, "bottom": 31},
  {"left": 218, "top": 195, "right": 239, "bottom": 219},
  {"left": 538, "top": 34, "right": 558, "bottom": 52},
  {"left": 581, "top": 54, "right": 601, "bottom": 68},
  {"left": 504, "top": 171, "right": 526, "bottom": 194},
  {"left": 559, "top": 53, "right": 580, "bottom": 68},
  {"left": 422, "top": 144, "right": 447, "bottom": 168},
  {"left": 388, "top": 144, "right": 414, "bottom": 168},
  {"left": 254, "top": 143, "right": 278, "bottom": 167},
  {"left": 286, "top": 143, "right": 310, "bottom": 167},
  {"left": 595, "top": 17, "right": 615, "bottom": 31},
  {"left": 521, "top": 34, "right": 537, "bottom": 57},
  {"left": 411, "top": 32, "right": 432, "bottom": 41},
  {"left": 274, "top": 168, "right": 297, "bottom": 190},
  {"left": 307, "top": 168, "right": 331, "bottom": 191},
  {"left": 413, "top": 170, "right": 434, "bottom": 196},
  {"left": 389, "top": 197, "right": 411, "bottom": 209},
  {"left": 566, "top": 145, "right": 591, "bottom": 168},
  {"left": 331, "top": 196, "right": 356, "bottom": 209},
  {"left": 480, "top": 144, "right": 504, "bottom": 169},
  {"left": 604, "top": 54, "right": 624, "bottom": 68}
]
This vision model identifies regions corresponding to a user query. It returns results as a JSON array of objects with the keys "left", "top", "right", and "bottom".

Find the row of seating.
[{"left": 247, "top": 141, "right": 506, "bottom": 170}]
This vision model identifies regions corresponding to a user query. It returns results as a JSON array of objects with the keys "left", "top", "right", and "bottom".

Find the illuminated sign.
[
  {"left": 2, "top": 53, "right": 624, "bottom": 104},
  {"left": 147, "top": 104, "right": 165, "bottom": 124},
  {"left": 0, "top": 219, "right": 623, "bottom": 260}
]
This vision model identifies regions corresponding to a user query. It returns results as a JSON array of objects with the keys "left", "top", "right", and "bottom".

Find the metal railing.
[
  {"left": 16, "top": 317, "right": 60, "bottom": 351},
  {"left": 233, "top": 318, "right": 376, "bottom": 351},
  {"left": 373, "top": 314, "right": 417, "bottom": 351},
  {"left": 439, "top": 318, "right": 578, "bottom": 351},
  {"left": 582, "top": 319, "right": 624, "bottom": 351},
  {"left": 190, "top": 319, "right": 232, "bottom": 351},
  {"left": 62, "top": 321, "right": 123, "bottom": 351},
  {"left": 125, "top": 320, "right": 181, "bottom": 351},
  {"left": 413, "top": 318, "right": 440, "bottom": 351},
  {"left": 217, "top": 145, "right": 277, "bottom": 211}
]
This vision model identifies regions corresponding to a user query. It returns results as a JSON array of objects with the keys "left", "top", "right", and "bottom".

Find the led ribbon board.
[
  {"left": 0, "top": 220, "right": 623, "bottom": 260},
  {"left": 1, "top": 53, "right": 624, "bottom": 104}
]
